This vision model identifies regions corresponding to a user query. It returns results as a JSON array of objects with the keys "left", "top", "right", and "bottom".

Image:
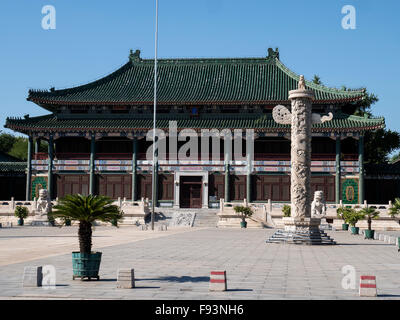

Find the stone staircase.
[
  {"left": 266, "top": 229, "right": 336, "bottom": 245},
  {"left": 150, "top": 208, "right": 219, "bottom": 228},
  {"left": 192, "top": 210, "right": 219, "bottom": 228}
]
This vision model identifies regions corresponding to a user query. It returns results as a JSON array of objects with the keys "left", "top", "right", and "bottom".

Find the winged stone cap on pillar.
[{"left": 272, "top": 76, "right": 333, "bottom": 125}]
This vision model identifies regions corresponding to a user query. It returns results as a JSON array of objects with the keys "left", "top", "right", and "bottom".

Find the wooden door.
[
  {"left": 180, "top": 176, "right": 202, "bottom": 208},
  {"left": 56, "top": 175, "right": 89, "bottom": 198},
  {"left": 98, "top": 175, "right": 131, "bottom": 199}
]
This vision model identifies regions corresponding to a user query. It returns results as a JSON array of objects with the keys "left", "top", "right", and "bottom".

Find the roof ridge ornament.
[
  {"left": 267, "top": 47, "right": 279, "bottom": 60},
  {"left": 129, "top": 49, "right": 141, "bottom": 63}
]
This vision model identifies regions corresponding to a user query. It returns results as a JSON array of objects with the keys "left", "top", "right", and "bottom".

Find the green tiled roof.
[
  {"left": 0, "top": 162, "right": 26, "bottom": 173},
  {"left": 27, "top": 50, "right": 365, "bottom": 108},
  {"left": 5, "top": 112, "right": 385, "bottom": 134}
]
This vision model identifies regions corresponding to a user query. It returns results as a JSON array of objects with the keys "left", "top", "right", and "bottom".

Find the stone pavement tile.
[{"left": 1, "top": 228, "right": 400, "bottom": 299}]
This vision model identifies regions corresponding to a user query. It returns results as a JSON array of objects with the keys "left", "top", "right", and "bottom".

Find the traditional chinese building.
[{"left": 5, "top": 48, "right": 386, "bottom": 207}]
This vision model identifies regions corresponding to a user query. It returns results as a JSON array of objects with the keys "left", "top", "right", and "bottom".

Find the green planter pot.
[
  {"left": 65, "top": 219, "right": 71, "bottom": 226},
  {"left": 364, "top": 229, "right": 374, "bottom": 239},
  {"left": 342, "top": 223, "right": 349, "bottom": 231},
  {"left": 72, "top": 252, "right": 102, "bottom": 280},
  {"left": 350, "top": 226, "right": 359, "bottom": 235},
  {"left": 17, "top": 218, "right": 24, "bottom": 226},
  {"left": 240, "top": 221, "right": 247, "bottom": 228}
]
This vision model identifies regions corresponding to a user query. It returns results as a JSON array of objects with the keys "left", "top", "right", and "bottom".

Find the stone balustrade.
[
  {"left": 0, "top": 197, "right": 150, "bottom": 226},
  {"left": 218, "top": 199, "right": 400, "bottom": 230}
]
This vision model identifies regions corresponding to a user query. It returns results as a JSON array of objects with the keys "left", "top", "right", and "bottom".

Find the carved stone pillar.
[
  {"left": 289, "top": 90, "right": 313, "bottom": 219},
  {"left": 267, "top": 76, "right": 336, "bottom": 244}
]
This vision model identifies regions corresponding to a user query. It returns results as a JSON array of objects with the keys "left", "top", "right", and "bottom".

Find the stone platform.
[
  {"left": 266, "top": 229, "right": 336, "bottom": 245},
  {"left": 266, "top": 217, "right": 336, "bottom": 245}
]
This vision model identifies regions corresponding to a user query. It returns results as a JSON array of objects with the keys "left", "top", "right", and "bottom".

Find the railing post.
[
  {"left": 118, "top": 197, "right": 122, "bottom": 208},
  {"left": 389, "top": 200, "right": 393, "bottom": 208},
  {"left": 363, "top": 200, "right": 368, "bottom": 209},
  {"left": 268, "top": 199, "right": 272, "bottom": 213}
]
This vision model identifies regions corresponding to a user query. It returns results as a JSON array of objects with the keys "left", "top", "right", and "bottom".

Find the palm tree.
[
  {"left": 359, "top": 207, "right": 379, "bottom": 231},
  {"left": 389, "top": 198, "right": 400, "bottom": 218},
  {"left": 50, "top": 194, "right": 123, "bottom": 254}
]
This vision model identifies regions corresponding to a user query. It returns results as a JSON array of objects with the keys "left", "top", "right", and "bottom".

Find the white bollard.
[
  {"left": 359, "top": 275, "right": 377, "bottom": 297},
  {"left": 23, "top": 266, "right": 42, "bottom": 287},
  {"left": 117, "top": 269, "right": 135, "bottom": 289},
  {"left": 209, "top": 271, "right": 227, "bottom": 292}
]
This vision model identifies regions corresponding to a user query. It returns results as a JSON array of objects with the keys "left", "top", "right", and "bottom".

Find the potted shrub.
[
  {"left": 346, "top": 209, "right": 364, "bottom": 235},
  {"left": 337, "top": 207, "right": 349, "bottom": 230},
  {"left": 234, "top": 205, "right": 253, "bottom": 228},
  {"left": 389, "top": 198, "right": 400, "bottom": 218},
  {"left": 282, "top": 204, "right": 291, "bottom": 217},
  {"left": 359, "top": 207, "right": 379, "bottom": 239},
  {"left": 50, "top": 194, "right": 123, "bottom": 281},
  {"left": 14, "top": 206, "right": 29, "bottom": 226},
  {"left": 111, "top": 217, "right": 118, "bottom": 227}
]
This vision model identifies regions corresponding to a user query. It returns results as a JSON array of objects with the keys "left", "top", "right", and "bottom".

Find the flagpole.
[{"left": 151, "top": 0, "right": 159, "bottom": 231}]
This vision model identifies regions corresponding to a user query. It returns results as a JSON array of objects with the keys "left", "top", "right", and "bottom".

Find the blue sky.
[{"left": 0, "top": 0, "right": 399, "bottom": 137}]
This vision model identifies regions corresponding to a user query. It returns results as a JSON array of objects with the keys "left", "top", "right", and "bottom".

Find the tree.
[
  {"left": 0, "top": 133, "right": 48, "bottom": 161},
  {"left": 0, "top": 132, "right": 17, "bottom": 153},
  {"left": 50, "top": 194, "right": 123, "bottom": 254},
  {"left": 8, "top": 137, "right": 28, "bottom": 161},
  {"left": 358, "top": 207, "right": 379, "bottom": 231},
  {"left": 316, "top": 79, "right": 400, "bottom": 164},
  {"left": 391, "top": 152, "right": 400, "bottom": 163},
  {"left": 388, "top": 198, "right": 400, "bottom": 218},
  {"left": 312, "top": 75, "right": 322, "bottom": 85},
  {"left": 364, "top": 129, "right": 400, "bottom": 164}
]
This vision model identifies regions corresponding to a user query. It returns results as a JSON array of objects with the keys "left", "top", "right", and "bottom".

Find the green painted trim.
[
  {"left": 31, "top": 176, "right": 47, "bottom": 200},
  {"left": 342, "top": 178, "right": 359, "bottom": 204}
]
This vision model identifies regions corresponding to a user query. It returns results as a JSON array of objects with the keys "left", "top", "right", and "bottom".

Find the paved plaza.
[{"left": 0, "top": 226, "right": 399, "bottom": 300}]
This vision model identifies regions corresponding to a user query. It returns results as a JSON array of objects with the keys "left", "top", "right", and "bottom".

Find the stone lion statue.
[
  {"left": 36, "top": 189, "right": 51, "bottom": 216},
  {"left": 298, "top": 75, "right": 306, "bottom": 90},
  {"left": 311, "top": 190, "right": 326, "bottom": 219}
]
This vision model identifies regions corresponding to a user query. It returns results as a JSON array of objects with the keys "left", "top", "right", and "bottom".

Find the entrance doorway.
[{"left": 179, "top": 176, "right": 202, "bottom": 208}]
